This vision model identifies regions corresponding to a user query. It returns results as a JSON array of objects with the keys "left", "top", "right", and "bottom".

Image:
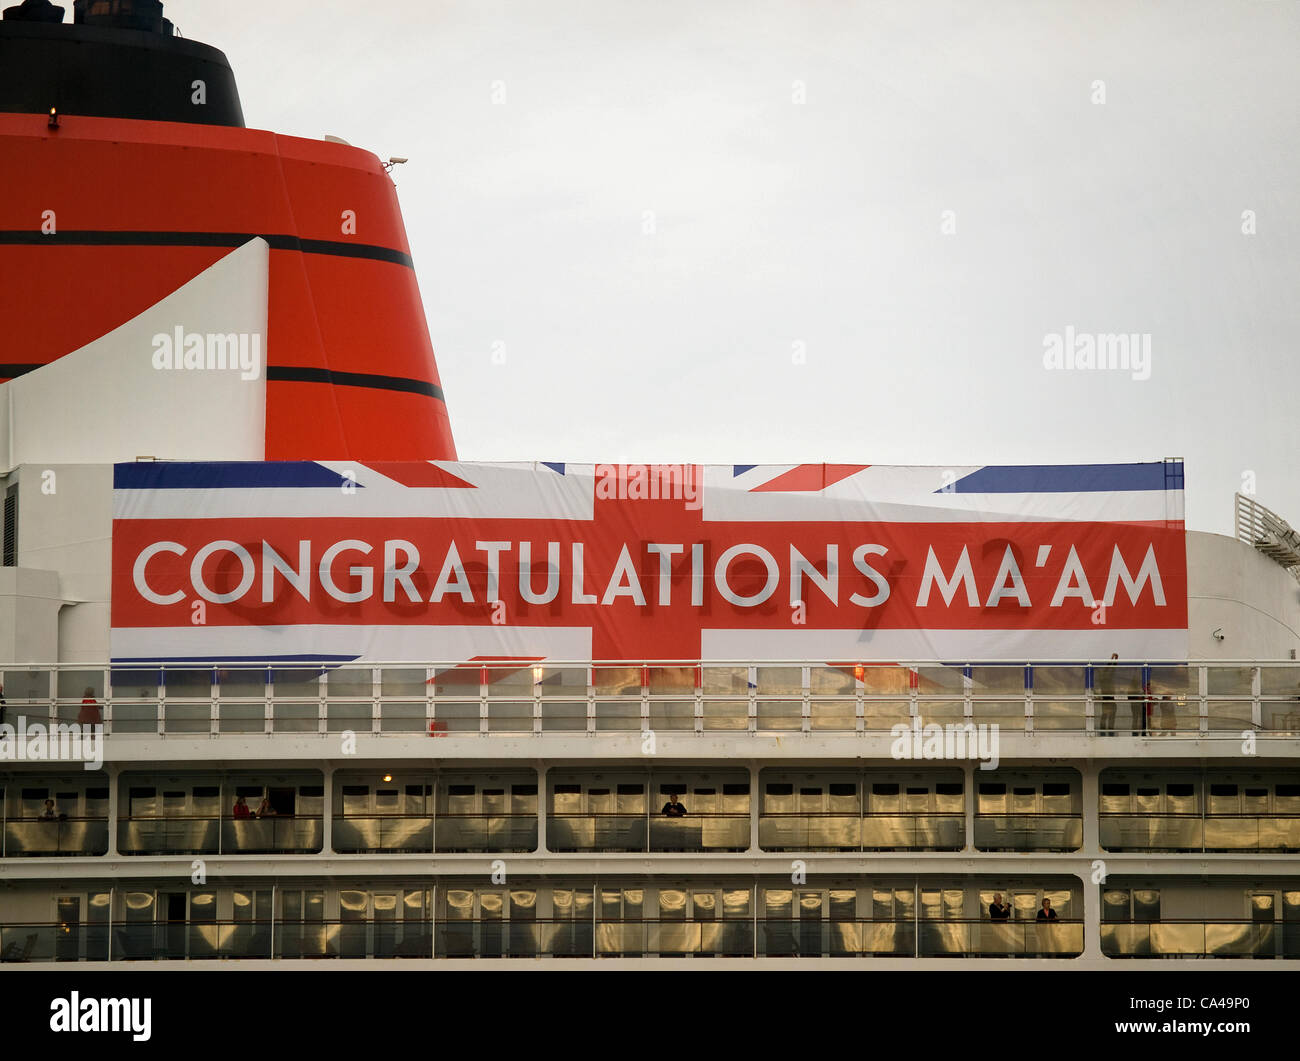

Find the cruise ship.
[{"left": 2, "top": 0, "right": 1299, "bottom": 974}]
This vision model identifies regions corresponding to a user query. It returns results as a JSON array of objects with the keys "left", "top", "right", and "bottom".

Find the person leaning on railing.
[
  {"left": 1096, "top": 654, "right": 1118, "bottom": 735},
  {"left": 1036, "top": 898, "right": 1058, "bottom": 921}
]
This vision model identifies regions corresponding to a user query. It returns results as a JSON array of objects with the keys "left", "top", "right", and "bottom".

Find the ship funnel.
[
  {"left": 2, "top": 0, "right": 65, "bottom": 22},
  {"left": 73, "top": 0, "right": 171, "bottom": 35}
]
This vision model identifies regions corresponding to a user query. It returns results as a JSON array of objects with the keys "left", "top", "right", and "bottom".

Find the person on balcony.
[
  {"left": 232, "top": 795, "right": 252, "bottom": 819},
  {"left": 39, "top": 798, "right": 58, "bottom": 820},
  {"left": 256, "top": 797, "right": 277, "bottom": 818},
  {"left": 78, "top": 688, "right": 101, "bottom": 725},
  {"left": 988, "top": 894, "right": 1011, "bottom": 920},
  {"left": 1158, "top": 695, "right": 1177, "bottom": 736},
  {"left": 661, "top": 793, "right": 687, "bottom": 817},
  {"left": 1096, "top": 654, "right": 1118, "bottom": 734},
  {"left": 1127, "top": 683, "right": 1147, "bottom": 736},
  {"left": 1036, "top": 898, "right": 1058, "bottom": 921}
]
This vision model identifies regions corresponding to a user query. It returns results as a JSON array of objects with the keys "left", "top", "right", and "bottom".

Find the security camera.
[
  {"left": 1212, "top": 628, "right": 1224, "bottom": 642},
  {"left": 388, "top": 157, "right": 408, "bottom": 165}
]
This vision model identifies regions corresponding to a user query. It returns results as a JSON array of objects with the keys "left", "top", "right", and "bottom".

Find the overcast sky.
[{"left": 166, "top": 0, "right": 1299, "bottom": 536}]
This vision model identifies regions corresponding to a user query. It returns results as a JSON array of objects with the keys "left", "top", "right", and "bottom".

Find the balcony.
[
  {"left": 116, "top": 816, "right": 323, "bottom": 855},
  {"left": 758, "top": 919, "right": 1083, "bottom": 958},
  {"left": 757, "top": 813, "right": 964, "bottom": 851},
  {"left": 0, "top": 660, "right": 1296, "bottom": 742},
  {"left": 1102, "top": 920, "right": 1300, "bottom": 958},
  {"left": 0, "top": 917, "right": 1084, "bottom": 961},
  {"left": 546, "top": 813, "right": 749, "bottom": 852},
  {"left": 331, "top": 814, "right": 537, "bottom": 854},
  {"left": 1100, "top": 814, "right": 1300, "bottom": 852},
  {"left": 2, "top": 816, "right": 108, "bottom": 857},
  {"left": 974, "top": 814, "right": 1083, "bottom": 852}
]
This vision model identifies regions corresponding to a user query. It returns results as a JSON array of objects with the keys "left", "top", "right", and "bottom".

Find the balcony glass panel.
[
  {"left": 432, "top": 702, "right": 479, "bottom": 733},
  {"left": 702, "top": 666, "right": 748, "bottom": 695},
  {"left": 1147, "top": 666, "right": 1191, "bottom": 696},
  {"left": 2, "top": 669, "right": 50, "bottom": 701},
  {"left": 537, "top": 665, "right": 589, "bottom": 698},
  {"left": 858, "top": 665, "right": 913, "bottom": 695},
  {"left": 217, "top": 669, "right": 267, "bottom": 698},
  {"left": 163, "top": 704, "right": 210, "bottom": 734},
  {"left": 1030, "top": 700, "right": 1086, "bottom": 730},
  {"left": 56, "top": 670, "right": 105, "bottom": 699},
  {"left": 379, "top": 702, "right": 426, "bottom": 733},
  {"left": 809, "top": 666, "right": 856, "bottom": 695},
  {"left": 971, "top": 701, "right": 1024, "bottom": 729},
  {"left": 809, "top": 700, "right": 855, "bottom": 730},
  {"left": 969, "top": 666, "right": 1025, "bottom": 694},
  {"left": 756, "top": 700, "right": 801, "bottom": 730},
  {"left": 1262, "top": 703, "right": 1300, "bottom": 733},
  {"left": 540, "top": 701, "right": 587, "bottom": 731},
  {"left": 1259, "top": 666, "right": 1300, "bottom": 696},
  {"left": 379, "top": 668, "right": 426, "bottom": 697},
  {"left": 218, "top": 703, "right": 264, "bottom": 734},
  {"left": 592, "top": 666, "right": 640, "bottom": 696},
  {"left": 485, "top": 667, "right": 535, "bottom": 699},
  {"left": 594, "top": 701, "right": 640, "bottom": 731},
  {"left": 109, "top": 701, "right": 158, "bottom": 734},
  {"left": 112, "top": 668, "right": 162, "bottom": 697},
  {"left": 648, "top": 701, "right": 694, "bottom": 731},
  {"left": 702, "top": 700, "right": 747, "bottom": 730},
  {"left": 917, "top": 699, "right": 963, "bottom": 724},
  {"left": 163, "top": 668, "right": 216, "bottom": 697},
  {"left": 326, "top": 669, "right": 372, "bottom": 698},
  {"left": 325, "top": 701, "right": 371, "bottom": 732},
  {"left": 974, "top": 814, "right": 1083, "bottom": 851},
  {"left": 755, "top": 667, "right": 801, "bottom": 695},
  {"left": 272, "top": 702, "right": 319, "bottom": 733},
  {"left": 863, "top": 700, "right": 908, "bottom": 729},
  {"left": 487, "top": 701, "right": 532, "bottom": 733},
  {"left": 647, "top": 666, "right": 698, "bottom": 695},
  {"left": 1031, "top": 666, "right": 1087, "bottom": 695},
  {"left": 1207, "top": 701, "right": 1252, "bottom": 731},
  {"left": 270, "top": 668, "right": 323, "bottom": 694},
  {"left": 1207, "top": 666, "right": 1254, "bottom": 696}
]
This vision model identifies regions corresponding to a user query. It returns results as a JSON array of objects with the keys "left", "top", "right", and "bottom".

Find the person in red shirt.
[
  {"left": 78, "top": 687, "right": 101, "bottom": 725},
  {"left": 232, "top": 795, "right": 252, "bottom": 819}
]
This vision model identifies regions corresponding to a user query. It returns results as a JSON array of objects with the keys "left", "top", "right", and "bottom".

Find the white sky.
[{"left": 165, "top": 0, "right": 1300, "bottom": 535}]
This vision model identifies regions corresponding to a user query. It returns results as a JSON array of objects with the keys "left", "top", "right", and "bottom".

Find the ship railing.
[
  {"left": 1102, "top": 919, "right": 1300, "bottom": 958},
  {"left": 1099, "top": 812, "right": 1300, "bottom": 853},
  {"left": 1, "top": 659, "right": 1298, "bottom": 738},
  {"left": 0, "top": 916, "right": 1096, "bottom": 961},
  {"left": 332, "top": 813, "right": 537, "bottom": 854},
  {"left": 757, "top": 811, "right": 966, "bottom": 851},
  {"left": 545, "top": 812, "right": 750, "bottom": 852},
  {"left": 114, "top": 814, "right": 324, "bottom": 855},
  {"left": 1, "top": 815, "right": 109, "bottom": 857},
  {"left": 9, "top": 916, "right": 1300, "bottom": 961}
]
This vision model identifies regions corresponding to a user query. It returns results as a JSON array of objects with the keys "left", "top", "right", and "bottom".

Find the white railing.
[
  {"left": 1236, "top": 493, "right": 1300, "bottom": 581},
  {"left": 2, "top": 660, "right": 1298, "bottom": 738}
]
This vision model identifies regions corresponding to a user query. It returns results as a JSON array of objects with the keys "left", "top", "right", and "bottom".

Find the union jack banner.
[{"left": 110, "top": 460, "right": 1188, "bottom": 664}]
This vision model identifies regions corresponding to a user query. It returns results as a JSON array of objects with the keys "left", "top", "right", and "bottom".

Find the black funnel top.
[{"left": 0, "top": 0, "right": 244, "bottom": 126}]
